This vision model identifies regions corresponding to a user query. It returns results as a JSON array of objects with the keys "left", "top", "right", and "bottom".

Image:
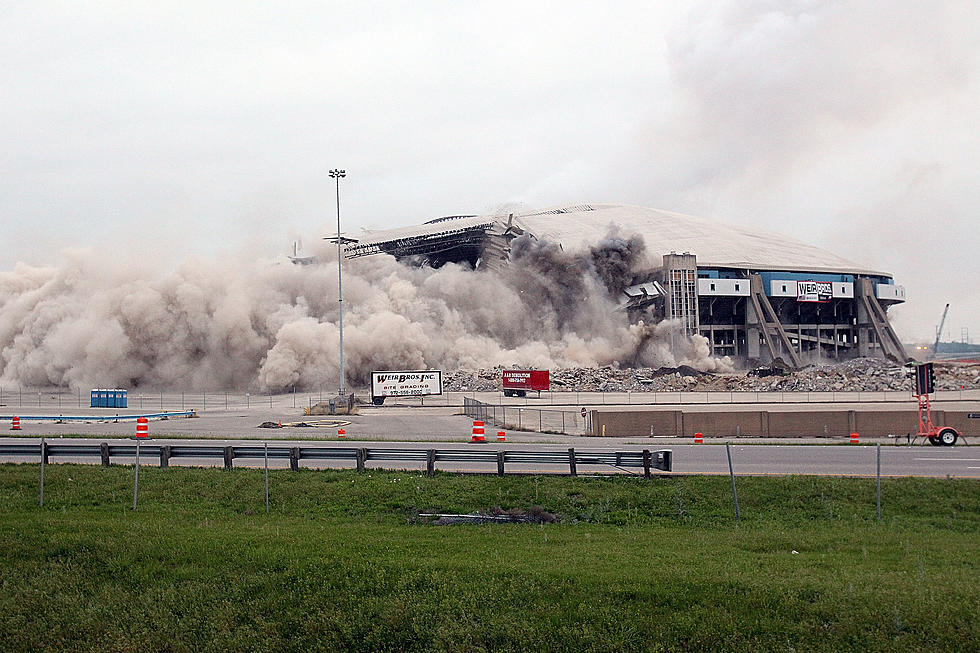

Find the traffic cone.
[
  {"left": 850, "top": 432, "right": 859, "bottom": 444},
  {"left": 694, "top": 431, "right": 703, "bottom": 444},
  {"left": 471, "top": 420, "right": 486, "bottom": 443},
  {"left": 11, "top": 416, "right": 21, "bottom": 431},
  {"left": 278, "top": 420, "right": 282, "bottom": 428},
  {"left": 338, "top": 428, "right": 346, "bottom": 439},
  {"left": 497, "top": 430, "right": 506, "bottom": 442}
]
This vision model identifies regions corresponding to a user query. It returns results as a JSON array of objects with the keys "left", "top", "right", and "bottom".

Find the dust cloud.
[{"left": 0, "top": 235, "right": 731, "bottom": 391}]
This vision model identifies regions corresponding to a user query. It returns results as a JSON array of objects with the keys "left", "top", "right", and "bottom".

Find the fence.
[
  {"left": 2, "top": 387, "right": 977, "bottom": 413},
  {"left": 463, "top": 397, "right": 586, "bottom": 435}
]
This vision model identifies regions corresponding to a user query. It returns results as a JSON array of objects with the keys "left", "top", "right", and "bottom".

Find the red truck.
[{"left": 502, "top": 370, "right": 550, "bottom": 397}]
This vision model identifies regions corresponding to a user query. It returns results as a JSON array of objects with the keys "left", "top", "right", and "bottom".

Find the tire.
[
  {"left": 372, "top": 396, "right": 385, "bottom": 406},
  {"left": 939, "top": 428, "right": 958, "bottom": 446},
  {"left": 928, "top": 436, "right": 942, "bottom": 446}
]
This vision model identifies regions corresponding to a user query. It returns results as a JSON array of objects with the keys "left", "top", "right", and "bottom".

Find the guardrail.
[{"left": 0, "top": 442, "right": 672, "bottom": 477}]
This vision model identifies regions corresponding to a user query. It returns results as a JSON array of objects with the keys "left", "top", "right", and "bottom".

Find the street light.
[{"left": 328, "top": 168, "right": 347, "bottom": 397}]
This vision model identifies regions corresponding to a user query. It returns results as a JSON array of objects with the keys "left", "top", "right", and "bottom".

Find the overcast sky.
[{"left": 2, "top": 1, "right": 977, "bottom": 342}]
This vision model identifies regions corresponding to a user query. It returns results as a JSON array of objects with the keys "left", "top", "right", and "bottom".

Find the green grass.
[{"left": 1, "top": 464, "right": 978, "bottom": 652}]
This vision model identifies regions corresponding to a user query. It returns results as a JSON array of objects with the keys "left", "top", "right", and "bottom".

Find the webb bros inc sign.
[{"left": 797, "top": 280, "right": 832, "bottom": 303}]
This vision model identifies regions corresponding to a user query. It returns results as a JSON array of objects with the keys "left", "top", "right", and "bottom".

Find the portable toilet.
[
  {"left": 90, "top": 389, "right": 99, "bottom": 408},
  {"left": 117, "top": 389, "right": 128, "bottom": 408}
]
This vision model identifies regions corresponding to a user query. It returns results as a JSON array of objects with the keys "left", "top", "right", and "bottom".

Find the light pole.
[{"left": 329, "top": 168, "right": 347, "bottom": 397}]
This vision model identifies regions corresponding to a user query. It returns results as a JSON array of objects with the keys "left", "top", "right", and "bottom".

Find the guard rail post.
[
  {"left": 426, "top": 449, "right": 436, "bottom": 476},
  {"left": 100, "top": 442, "right": 110, "bottom": 467},
  {"left": 642, "top": 449, "right": 651, "bottom": 478},
  {"left": 568, "top": 448, "right": 577, "bottom": 477},
  {"left": 39, "top": 438, "right": 46, "bottom": 507},
  {"left": 356, "top": 448, "right": 366, "bottom": 473},
  {"left": 223, "top": 446, "right": 234, "bottom": 470},
  {"left": 289, "top": 447, "right": 299, "bottom": 471},
  {"left": 160, "top": 445, "right": 171, "bottom": 469},
  {"left": 496, "top": 450, "right": 505, "bottom": 476}
]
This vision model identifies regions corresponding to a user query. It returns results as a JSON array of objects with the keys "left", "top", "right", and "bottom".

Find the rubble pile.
[{"left": 440, "top": 360, "right": 980, "bottom": 393}]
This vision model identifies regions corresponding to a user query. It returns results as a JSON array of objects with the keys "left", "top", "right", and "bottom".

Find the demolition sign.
[{"left": 797, "top": 280, "right": 832, "bottom": 303}]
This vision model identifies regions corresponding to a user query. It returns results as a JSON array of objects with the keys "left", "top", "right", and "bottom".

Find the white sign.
[
  {"left": 371, "top": 370, "right": 443, "bottom": 398},
  {"left": 797, "top": 280, "right": 832, "bottom": 303}
]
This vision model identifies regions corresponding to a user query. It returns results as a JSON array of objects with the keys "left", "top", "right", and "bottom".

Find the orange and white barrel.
[
  {"left": 694, "top": 432, "right": 703, "bottom": 444},
  {"left": 136, "top": 416, "right": 149, "bottom": 438},
  {"left": 471, "top": 420, "right": 485, "bottom": 442},
  {"left": 11, "top": 416, "right": 21, "bottom": 431}
]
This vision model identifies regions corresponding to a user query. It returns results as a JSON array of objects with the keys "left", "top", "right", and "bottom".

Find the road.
[{"left": 2, "top": 437, "right": 977, "bottom": 478}]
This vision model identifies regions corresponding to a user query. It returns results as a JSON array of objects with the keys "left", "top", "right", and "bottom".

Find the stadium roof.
[{"left": 348, "top": 203, "right": 890, "bottom": 277}]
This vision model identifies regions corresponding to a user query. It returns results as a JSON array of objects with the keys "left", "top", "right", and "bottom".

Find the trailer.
[
  {"left": 502, "top": 370, "right": 550, "bottom": 398},
  {"left": 912, "top": 362, "right": 960, "bottom": 446}
]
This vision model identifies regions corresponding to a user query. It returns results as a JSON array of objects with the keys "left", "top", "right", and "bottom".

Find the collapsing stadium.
[{"left": 340, "top": 204, "right": 909, "bottom": 368}]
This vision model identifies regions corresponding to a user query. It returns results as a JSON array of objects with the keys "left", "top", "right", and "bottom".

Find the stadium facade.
[{"left": 341, "top": 204, "right": 908, "bottom": 366}]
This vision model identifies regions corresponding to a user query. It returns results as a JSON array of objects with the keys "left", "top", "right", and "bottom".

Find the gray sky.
[{"left": 2, "top": 1, "right": 978, "bottom": 342}]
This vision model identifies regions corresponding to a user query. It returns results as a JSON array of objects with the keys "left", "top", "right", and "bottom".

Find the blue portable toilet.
[
  {"left": 90, "top": 389, "right": 98, "bottom": 407},
  {"left": 117, "top": 389, "right": 128, "bottom": 408},
  {"left": 108, "top": 389, "right": 118, "bottom": 408}
]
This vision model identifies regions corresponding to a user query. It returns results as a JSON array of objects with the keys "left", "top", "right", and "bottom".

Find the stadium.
[{"left": 341, "top": 203, "right": 908, "bottom": 367}]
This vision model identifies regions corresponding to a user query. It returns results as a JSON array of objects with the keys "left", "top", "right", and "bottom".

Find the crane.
[{"left": 932, "top": 303, "right": 950, "bottom": 359}]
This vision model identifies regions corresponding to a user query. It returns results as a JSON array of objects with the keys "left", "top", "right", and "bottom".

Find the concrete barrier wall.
[{"left": 592, "top": 407, "right": 978, "bottom": 438}]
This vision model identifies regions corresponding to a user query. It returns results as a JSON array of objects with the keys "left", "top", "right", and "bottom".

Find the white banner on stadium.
[{"left": 797, "top": 280, "right": 832, "bottom": 303}]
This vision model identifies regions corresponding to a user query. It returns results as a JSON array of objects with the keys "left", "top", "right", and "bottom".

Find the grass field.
[{"left": 1, "top": 464, "right": 978, "bottom": 651}]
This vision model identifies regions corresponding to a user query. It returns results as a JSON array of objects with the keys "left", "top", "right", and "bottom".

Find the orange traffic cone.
[{"left": 694, "top": 432, "right": 703, "bottom": 444}]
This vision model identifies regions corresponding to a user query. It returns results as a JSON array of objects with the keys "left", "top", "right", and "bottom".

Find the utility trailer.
[
  {"left": 502, "top": 370, "right": 550, "bottom": 398},
  {"left": 911, "top": 362, "right": 960, "bottom": 446}
]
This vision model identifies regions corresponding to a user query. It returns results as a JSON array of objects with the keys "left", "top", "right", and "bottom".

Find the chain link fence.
[{"left": 463, "top": 397, "right": 587, "bottom": 435}]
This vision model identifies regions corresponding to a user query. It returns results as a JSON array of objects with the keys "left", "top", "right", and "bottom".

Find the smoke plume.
[{"left": 0, "top": 234, "right": 731, "bottom": 391}]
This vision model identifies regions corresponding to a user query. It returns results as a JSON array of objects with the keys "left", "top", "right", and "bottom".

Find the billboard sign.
[
  {"left": 797, "top": 280, "right": 832, "bottom": 303},
  {"left": 371, "top": 370, "right": 443, "bottom": 398},
  {"left": 502, "top": 370, "right": 550, "bottom": 391}
]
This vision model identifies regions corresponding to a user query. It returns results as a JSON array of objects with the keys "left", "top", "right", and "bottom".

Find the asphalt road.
[{"left": 2, "top": 437, "right": 977, "bottom": 478}]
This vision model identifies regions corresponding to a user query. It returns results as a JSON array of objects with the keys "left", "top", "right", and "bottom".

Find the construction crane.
[{"left": 932, "top": 303, "right": 950, "bottom": 359}]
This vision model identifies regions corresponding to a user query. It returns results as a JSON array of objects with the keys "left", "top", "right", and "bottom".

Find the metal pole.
[
  {"left": 876, "top": 442, "right": 882, "bottom": 521},
  {"left": 133, "top": 439, "right": 140, "bottom": 510},
  {"left": 329, "top": 168, "right": 347, "bottom": 396},
  {"left": 264, "top": 441, "right": 269, "bottom": 513},
  {"left": 39, "top": 438, "right": 45, "bottom": 507},
  {"left": 726, "top": 443, "right": 741, "bottom": 521}
]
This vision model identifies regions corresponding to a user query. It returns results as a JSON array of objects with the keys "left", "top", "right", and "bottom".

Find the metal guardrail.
[{"left": 0, "top": 442, "right": 672, "bottom": 477}]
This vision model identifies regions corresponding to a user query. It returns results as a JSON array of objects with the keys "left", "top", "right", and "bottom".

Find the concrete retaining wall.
[{"left": 591, "top": 407, "right": 977, "bottom": 438}]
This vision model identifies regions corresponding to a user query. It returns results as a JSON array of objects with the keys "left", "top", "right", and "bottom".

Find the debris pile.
[{"left": 441, "top": 359, "right": 980, "bottom": 393}]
